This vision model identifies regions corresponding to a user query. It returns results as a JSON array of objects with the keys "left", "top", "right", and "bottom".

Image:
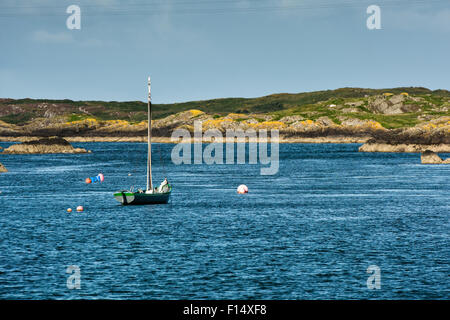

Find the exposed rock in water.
[
  {"left": 421, "top": 150, "right": 450, "bottom": 164},
  {"left": 0, "top": 162, "right": 7, "bottom": 172},
  {"left": 359, "top": 143, "right": 450, "bottom": 153},
  {"left": 1, "top": 137, "right": 90, "bottom": 154}
]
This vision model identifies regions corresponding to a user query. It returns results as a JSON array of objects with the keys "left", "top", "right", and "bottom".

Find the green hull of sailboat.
[{"left": 114, "top": 189, "right": 171, "bottom": 205}]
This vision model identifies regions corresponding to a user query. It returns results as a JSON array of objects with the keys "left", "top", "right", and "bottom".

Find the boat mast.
[{"left": 146, "top": 76, "right": 153, "bottom": 192}]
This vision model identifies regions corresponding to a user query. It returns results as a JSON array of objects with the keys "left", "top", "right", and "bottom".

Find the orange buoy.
[
  {"left": 237, "top": 184, "right": 248, "bottom": 194},
  {"left": 85, "top": 178, "right": 92, "bottom": 184},
  {"left": 76, "top": 206, "right": 84, "bottom": 212},
  {"left": 67, "top": 208, "right": 72, "bottom": 213}
]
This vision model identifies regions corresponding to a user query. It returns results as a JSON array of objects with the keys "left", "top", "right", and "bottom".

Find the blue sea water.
[{"left": 0, "top": 142, "right": 448, "bottom": 300}]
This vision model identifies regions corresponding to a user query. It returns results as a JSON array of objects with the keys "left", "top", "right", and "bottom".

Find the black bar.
[{"left": 0, "top": 300, "right": 446, "bottom": 318}]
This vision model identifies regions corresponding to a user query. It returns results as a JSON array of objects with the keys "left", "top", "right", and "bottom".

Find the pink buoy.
[
  {"left": 85, "top": 173, "right": 104, "bottom": 184},
  {"left": 237, "top": 184, "right": 248, "bottom": 194},
  {"left": 76, "top": 206, "right": 84, "bottom": 212}
]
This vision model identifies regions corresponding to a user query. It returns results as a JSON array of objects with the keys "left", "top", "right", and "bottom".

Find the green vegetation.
[
  {"left": 351, "top": 113, "right": 421, "bottom": 129},
  {"left": 67, "top": 114, "right": 89, "bottom": 122},
  {"left": 0, "top": 112, "right": 35, "bottom": 124},
  {"left": 1, "top": 87, "right": 448, "bottom": 129}
]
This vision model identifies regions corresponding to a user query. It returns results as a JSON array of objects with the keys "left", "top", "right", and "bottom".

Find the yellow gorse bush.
[
  {"left": 203, "top": 118, "right": 233, "bottom": 128},
  {"left": 366, "top": 120, "right": 383, "bottom": 129},
  {"left": 66, "top": 118, "right": 98, "bottom": 125},
  {"left": 189, "top": 109, "right": 204, "bottom": 117},
  {"left": 298, "top": 119, "right": 315, "bottom": 126},
  {"left": 226, "top": 113, "right": 248, "bottom": 119},
  {"left": 104, "top": 120, "right": 130, "bottom": 126},
  {"left": 245, "top": 121, "right": 287, "bottom": 129}
]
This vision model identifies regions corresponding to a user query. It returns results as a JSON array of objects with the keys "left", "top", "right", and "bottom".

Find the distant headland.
[{"left": 0, "top": 87, "right": 448, "bottom": 152}]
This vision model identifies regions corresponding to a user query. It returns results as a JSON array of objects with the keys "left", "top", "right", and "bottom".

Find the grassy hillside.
[{"left": 1, "top": 87, "right": 449, "bottom": 129}]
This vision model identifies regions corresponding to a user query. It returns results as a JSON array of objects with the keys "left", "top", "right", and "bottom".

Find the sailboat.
[{"left": 113, "top": 77, "right": 172, "bottom": 205}]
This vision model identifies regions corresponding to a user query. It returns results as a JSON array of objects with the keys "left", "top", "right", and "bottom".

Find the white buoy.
[
  {"left": 76, "top": 206, "right": 84, "bottom": 212},
  {"left": 237, "top": 184, "right": 248, "bottom": 194}
]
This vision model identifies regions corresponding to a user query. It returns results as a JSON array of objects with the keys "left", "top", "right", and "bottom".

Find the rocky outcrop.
[
  {"left": 368, "top": 94, "right": 421, "bottom": 114},
  {"left": 0, "top": 162, "right": 7, "bottom": 172},
  {"left": 1, "top": 137, "right": 90, "bottom": 154},
  {"left": 0, "top": 120, "right": 21, "bottom": 136},
  {"left": 359, "top": 143, "right": 450, "bottom": 153},
  {"left": 359, "top": 116, "right": 450, "bottom": 152},
  {"left": 421, "top": 150, "right": 450, "bottom": 164},
  {"left": 0, "top": 110, "right": 387, "bottom": 139},
  {"left": 1, "top": 112, "right": 446, "bottom": 148}
]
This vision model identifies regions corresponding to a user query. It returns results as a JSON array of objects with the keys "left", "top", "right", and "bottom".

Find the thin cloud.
[
  {"left": 32, "top": 30, "right": 74, "bottom": 43},
  {"left": 386, "top": 8, "right": 450, "bottom": 33},
  {"left": 31, "top": 30, "right": 106, "bottom": 47}
]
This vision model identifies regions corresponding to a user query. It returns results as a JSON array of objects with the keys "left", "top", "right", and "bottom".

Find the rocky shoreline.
[
  {"left": 1, "top": 137, "right": 90, "bottom": 154},
  {"left": 359, "top": 143, "right": 450, "bottom": 153},
  {"left": 421, "top": 150, "right": 450, "bottom": 164},
  {"left": 0, "top": 135, "right": 369, "bottom": 144},
  {"left": 2, "top": 135, "right": 448, "bottom": 154}
]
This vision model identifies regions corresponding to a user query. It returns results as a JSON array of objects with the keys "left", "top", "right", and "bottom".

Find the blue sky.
[{"left": 0, "top": 0, "right": 449, "bottom": 103}]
